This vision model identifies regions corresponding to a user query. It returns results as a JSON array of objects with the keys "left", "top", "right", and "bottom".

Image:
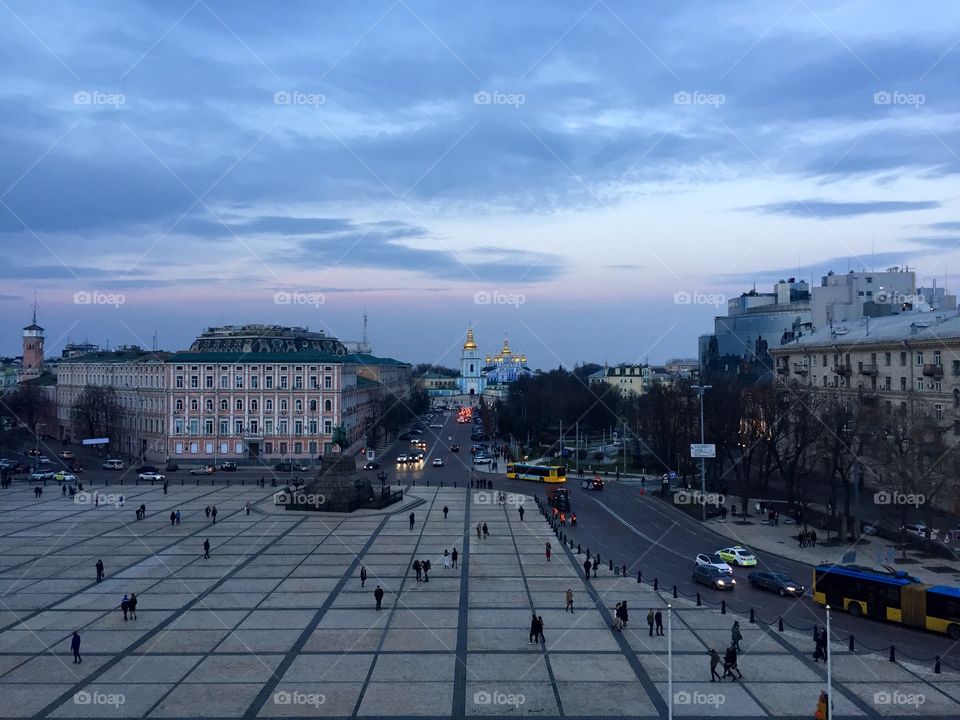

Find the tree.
[
  {"left": 769, "top": 383, "right": 824, "bottom": 511},
  {"left": 71, "top": 385, "right": 121, "bottom": 445}
]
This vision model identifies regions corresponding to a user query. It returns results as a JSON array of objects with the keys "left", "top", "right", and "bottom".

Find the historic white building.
[{"left": 458, "top": 328, "right": 485, "bottom": 396}]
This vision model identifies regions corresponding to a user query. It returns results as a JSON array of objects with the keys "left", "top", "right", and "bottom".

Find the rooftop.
[{"left": 774, "top": 310, "right": 960, "bottom": 351}]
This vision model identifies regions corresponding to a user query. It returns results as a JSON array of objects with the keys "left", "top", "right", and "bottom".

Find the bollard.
[
  {"left": 637, "top": 570, "right": 642, "bottom": 584},
  {"left": 578, "top": 544, "right": 581, "bottom": 554},
  {"left": 848, "top": 635, "right": 855, "bottom": 652},
  {"left": 622, "top": 564, "right": 627, "bottom": 577},
  {"left": 935, "top": 656, "right": 941, "bottom": 674},
  {"left": 653, "top": 578, "right": 658, "bottom": 591},
  {"left": 120, "top": 478, "right": 124, "bottom": 486},
  {"left": 440, "top": 481, "right": 443, "bottom": 488},
  {"left": 614, "top": 565, "right": 619, "bottom": 576},
  {"left": 696, "top": 592, "right": 701, "bottom": 606},
  {"left": 196, "top": 478, "right": 199, "bottom": 486},
  {"left": 241, "top": 478, "right": 244, "bottom": 485},
  {"left": 672, "top": 585, "right": 677, "bottom": 599},
  {"left": 778, "top": 617, "right": 784, "bottom": 632},
  {"left": 749, "top": 608, "right": 755, "bottom": 623},
  {"left": 609, "top": 559, "right": 613, "bottom": 571},
  {"left": 721, "top": 600, "right": 726, "bottom": 614},
  {"left": 889, "top": 645, "right": 896, "bottom": 662}
]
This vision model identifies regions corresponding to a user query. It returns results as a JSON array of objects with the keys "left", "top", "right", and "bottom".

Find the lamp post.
[
  {"left": 667, "top": 603, "right": 673, "bottom": 720},
  {"left": 692, "top": 384, "right": 712, "bottom": 521},
  {"left": 826, "top": 605, "right": 832, "bottom": 719}
]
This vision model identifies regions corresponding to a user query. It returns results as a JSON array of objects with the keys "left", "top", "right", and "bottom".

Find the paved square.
[{"left": 0, "top": 481, "right": 956, "bottom": 718}]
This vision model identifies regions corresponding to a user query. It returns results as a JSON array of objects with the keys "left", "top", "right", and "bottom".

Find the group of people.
[
  {"left": 582, "top": 556, "right": 599, "bottom": 578},
  {"left": 168, "top": 510, "right": 182, "bottom": 525},
  {"left": 551, "top": 507, "right": 577, "bottom": 526},
  {"left": 708, "top": 645, "right": 743, "bottom": 681},
  {"left": 412, "top": 558, "right": 432, "bottom": 581},
  {"left": 528, "top": 614, "right": 546, "bottom": 644},
  {"left": 204, "top": 505, "right": 219, "bottom": 523},
  {"left": 120, "top": 593, "right": 138, "bottom": 620},
  {"left": 798, "top": 529, "right": 818, "bottom": 547},
  {"left": 134, "top": 503, "right": 147, "bottom": 520},
  {"left": 442, "top": 548, "right": 459, "bottom": 569},
  {"left": 475, "top": 522, "right": 489, "bottom": 539},
  {"left": 472, "top": 477, "right": 494, "bottom": 489}
]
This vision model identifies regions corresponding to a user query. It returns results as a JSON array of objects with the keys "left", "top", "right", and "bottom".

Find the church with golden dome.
[{"left": 458, "top": 327, "right": 532, "bottom": 397}]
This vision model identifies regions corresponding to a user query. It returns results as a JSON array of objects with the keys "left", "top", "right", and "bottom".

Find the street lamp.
[
  {"left": 667, "top": 603, "right": 673, "bottom": 720},
  {"left": 825, "top": 605, "right": 832, "bottom": 718},
  {"left": 692, "top": 384, "right": 712, "bottom": 521}
]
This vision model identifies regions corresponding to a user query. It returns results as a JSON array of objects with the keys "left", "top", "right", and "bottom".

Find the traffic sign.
[{"left": 690, "top": 443, "right": 716, "bottom": 458}]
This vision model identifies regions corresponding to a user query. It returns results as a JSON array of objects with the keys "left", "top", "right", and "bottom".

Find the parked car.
[
  {"left": 68, "top": 462, "right": 84, "bottom": 473},
  {"left": 102, "top": 459, "right": 124, "bottom": 470},
  {"left": 0, "top": 459, "right": 15, "bottom": 469},
  {"left": 273, "top": 463, "right": 292, "bottom": 472},
  {"left": 363, "top": 461, "right": 381, "bottom": 470},
  {"left": 190, "top": 465, "right": 215, "bottom": 475},
  {"left": 59, "top": 450, "right": 74, "bottom": 460},
  {"left": 900, "top": 523, "right": 937, "bottom": 540},
  {"left": 579, "top": 476, "right": 604, "bottom": 491},
  {"left": 716, "top": 546, "right": 758, "bottom": 567},
  {"left": 747, "top": 570, "right": 805, "bottom": 596},
  {"left": 692, "top": 565, "right": 737, "bottom": 590},
  {"left": 432, "top": 457, "right": 444, "bottom": 467},
  {"left": 53, "top": 471, "right": 77, "bottom": 482},
  {"left": 37, "top": 456, "right": 51, "bottom": 465},
  {"left": 220, "top": 461, "right": 237, "bottom": 471},
  {"left": 26, "top": 448, "right": 41, "bottom": 457},
  {"left": 695, "top": 553, "right": 733, "bottom": 574},
  {"left": 449, "top": 443, "right": 459, "bottom": 452},
  {"left": 292, "top": 463, "right": 311, "bottom": 472},
  {"left": 30, "top": 470, "right": 54, "bottom": 481},
  {"left": 139, "top": 472, "right": 165, "bottom": 482},
  {"left": 473, "top": 454, "right": 491, "bottom": 464},
  {"left": 165, "top": 462, "right": 180, "bottom": 472},
  {"left": 135, "top": 465, "right": 158, "bottom": 474}
]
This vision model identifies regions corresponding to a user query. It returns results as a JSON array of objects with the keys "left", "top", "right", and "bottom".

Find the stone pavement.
[{"left": 0, "top": 482, "right": 957, "bottom": 718}]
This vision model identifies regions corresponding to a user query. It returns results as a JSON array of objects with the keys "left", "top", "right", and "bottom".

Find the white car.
[
  {"left": 716, "top": 546, "right": 758, "bottom": 567},
  {"left": 432, "top": 457, "right": 444, "bottom": 467},
  {"left": 901, "top": 523, "right": 937, "bottom": 540},
  {"left": 396, "top": 454, "right": 409, "bottom": 464},
  {"left": 472, "top": 455, "right": 491, "bottom": 465},
  {"left": 429, "top": 422, "right": 443, "bottom": 428},
  {"left": 695, "top": 553, "right": 733, "bottom": 574},
  {"left": 139, "top": 472, "right": 165, "bottom": 482}
]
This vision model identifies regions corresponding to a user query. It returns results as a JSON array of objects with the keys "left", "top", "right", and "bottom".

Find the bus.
[
  {"left": 506, "top": 463, "right": 567, "bottom": 483},
  {"left": 813, "top": 564, "right": 960, "bottom": 639}
]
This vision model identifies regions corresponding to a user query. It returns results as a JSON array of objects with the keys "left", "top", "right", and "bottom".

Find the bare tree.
[{"left": 71, "top": 385, "right": 121, "bottom": 446}]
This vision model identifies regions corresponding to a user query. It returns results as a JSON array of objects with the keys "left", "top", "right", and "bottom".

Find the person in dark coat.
[
  {"left": 646, "top": 608, "right": 654, "bottom": 636},
  {"left": 528, "top": 613, "right": 538, "bottom": 644},
  {"left": 360, "top": 566, "right": 367, "bottom": 588},
  {"left": 451, "top": 548, "right": 459, "bottom": 568},
  {"left": 120, "top": 594, "right": 130, "bottom": 621},
  {"left": 518, "top": 506, "right": 525, "bottom": 521},
  {"left": 409, "top": 512, "right": 415, "bottom": 529},
  {"left": 442, "top": 505, "right": 449, "bottom": 519},
  {"left": 536, "top": 616, "right": 545, "bottom": 644},
  {"left": 708, "top": 648, "right": 722, "bottom": 681},
  {"left": 374, "top": 585, "right": 384, "bottom": 610},
  {"left": 654, "top": 609, "right": 663, "bottom": 636},
  {"left": 169, "top": 511, "right": 176, "bottom": 526},
  {"left": 70, "top": 631, "right": 82, "bottom": 663},
  {"left": 95, "top": 559, "right": 104, "bottom": 582},
  {"left": 620, "top": 601, "right": 628, "bottom": 628},
  {"left": 203, "top": 539, "right": 210, "bottom": 558},
  {"left": 129, "top": 593, "right": 138, "bottom": 619},
  {"left": 584, "top": 558, "right": 591, "bottom": 579},
  {"left": 413, "top": 559, "right": 422, "bottom": 581},
  {"left": 723, "top": 645, "right": 742, "bottom": 680},
  {"left": 211, "top": 506, "right": 218, "bottom": 523}
]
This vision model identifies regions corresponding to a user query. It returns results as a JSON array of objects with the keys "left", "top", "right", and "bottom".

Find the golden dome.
[
  {"left": 501, "top": 336, "right": 511, "bottom": 355},
  {"left": 463, "top": 327, "right": 477, "bottom": 350}
]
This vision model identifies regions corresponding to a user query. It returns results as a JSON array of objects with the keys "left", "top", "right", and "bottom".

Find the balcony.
[
  {"left": 923, "top": 363, "right": 944, "bottom": 378},
  {"left": 243, "top": 432, "right": 263, "bottom": 440},
  {"left": 776, "top": 364, "right": 789, "bottom": 375},
  {"left": 792, "top": 363, "right": 809, "bottom": 375},
  {"left": 833, "top": 364, "right": 852, "bottom": 376},
  {"left": 859, "top": 363, "right": 878, "bottom": 376}
]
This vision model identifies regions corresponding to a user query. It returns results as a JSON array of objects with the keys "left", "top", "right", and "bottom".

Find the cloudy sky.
[{"left": 2, "top": 0, "right": 959, "bottom": 368}]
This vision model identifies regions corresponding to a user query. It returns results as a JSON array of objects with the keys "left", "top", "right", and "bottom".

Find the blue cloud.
[{"left": 747, "top": 199, "right": 942, "bottom": 219}]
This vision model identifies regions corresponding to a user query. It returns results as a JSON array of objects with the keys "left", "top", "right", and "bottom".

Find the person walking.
[
  {"left": 482, "top": 523, "right": 489, "bottom": 539},
  {"left": 559, "top": 511, "right": 566, "bottom": 526},
  {"left": 70, "top": 631, "right": 82, "bottom": 663},
  {"left": 413, "top": 559, "right": 422, "bottom": 581},
  {"left": 476, "top": 523, "right": 482, "bottom": 540},
  {"left": 613, "top": 603, "right": 623, "bottom": 631},
  {"left": 723, "top": 644, "right": 742, "bottom": 680},
  {"left": 645, "top": 608, "right": 655, "bottom": 636},
  {"left": 799, "top": 530, "right": 806, "bottom": 548},
  {"left": 811, "top": 530, "right": 818, "bottom": 547},
  {"left": 422, "top": 559, "right": 431, "bottom": 582},
  {"left": 129, "top": 592, "right": 138, "bottom": 619},
  {"left": 409, "top": 512, "right": 415, "bottom": 529},
  {"left": 545, "top": 542, "right": 552, "bottom": 562},
  {"left": 451, "top": 548, "right": 459, "bottom": 568},
  {"left": 708, "top": 648, "right": 722, "bottom": 682},
  {"left": 620, "top": 601, "right": 629, "bottom": 628},
  {"left": 95, "top": 559, "right": 104, "bottom": 583},
  {"left": 203, "top": 538, "right": 210, "bottom": 559},
  {"left": 536, "top": 616, "right": 545, "bottom": 645},
  {"left": 442, "top": 505, "right": 449, "bottom": 519},
  {"left": 205, "top": 506, "right": 211, "bottom": 519},
  {"left": 528, "top": 613, "right": 538, "bottom": 644},
  {"left": 374, "top": 585, "right": 384, "bottom": 610},
  {"left": 175, "top": 510, "right": 181, "bottom": 526},
  {"left": 571, "top": 512, "right": 577, "bottom": 527},
  {"left": 654, "top": 609, "right": 663, "bottom": 636},
  {"left": 170, "top": 511, "right": 176, "bottom": 526},
  {"left": 584, "top": 558, "right": 591, "bottom": 580},
  {"left": 245, "top": 501, "right": 251, "bottom": 516},
  {"left": 731, "top": 621, "right": 742, "bottom": 652},
  {"left": 120, "top": 594, "right": 130, "bottom": 621},
  {"left": 211, "top": 506, "right": 218, "bottom": 523},
  {"left": 813, "top": 627, "right": 828, "bottom": 663},
  {"left": 360, "top": 566, "right": 367, "bottom": 588},
  {"left": 443, "top": 549, "right": 451, "bottom": 569},
  {"left": 62, "top": 484, "right": 67, "bottom": 497},
  {"left": 565, "top": 588, "right": 574, "bottom": 613},
  {"left": 163, "top": 481, "right": 168, "bottom": 494},
  {"left": 592, "top": 556, "right": 599, "bottom": 578},
  {"left": 518, "top": 506, "right": 525, "bottom": 521}
]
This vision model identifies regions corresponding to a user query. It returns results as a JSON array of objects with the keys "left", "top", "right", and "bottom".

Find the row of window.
[
  {"left": 804, "top": 350, "right": 954, "bottom": 369},
  {"left": 171, "top": 441, "right": 320, "bottom": 456},
  {"left": 172, "top": 418, "right": 333, "bottom": 436},
  {"left": 175, "top": 374, "right": 334, "bottom": 390},
  {"left": 174, "top": 398, "right": 334, "bottom": 412}
]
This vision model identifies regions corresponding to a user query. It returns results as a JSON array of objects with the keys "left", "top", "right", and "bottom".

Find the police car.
[{"left": 716, "top": 546, "right": 758, "bottom": 567}]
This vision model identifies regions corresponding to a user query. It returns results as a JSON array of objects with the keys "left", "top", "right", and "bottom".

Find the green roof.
[
  {"left": 57, "top": 351, "right": 170, "bottom": 364},
  {"left": 22, "top": 373, "right": 57, "bottom": 386}
]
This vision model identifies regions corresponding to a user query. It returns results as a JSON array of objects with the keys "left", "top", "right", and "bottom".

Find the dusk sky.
[{"left": 2, "top": 1, "right": 960, "bottom": 369}]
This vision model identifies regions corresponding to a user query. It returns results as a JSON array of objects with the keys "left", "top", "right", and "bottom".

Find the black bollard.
[
  {"left": 935, "top": 656, "right": 941, "bottom": 674},
  {"left": 721, "top": 600, "right": 726, "bottom": 614},
  {"left": 578, "top": 544, "right": 581, "bottom": 554},
  {"left": 848, "top": 635, "right": 855, "bottom": 652},
  {"left": 608, "top": 559, "right": 613, "bottom": 571},
  {"left": 749, "top": 608, "right": 755, "bottom": 623},
  {"left": 778, "top": 617, "right": 784, "bottom": 632},
  {"left": 696, "top": 592, "right": 701, "bottom": 606},
  {"left": 614, "top": 565, "right": 619, "bottom": 576},
  {"left": 889, "top": 645, "right": 896, "bottom": 662},
  {"left": 654, "top": 578, "right": 658, "bottom": 591},
  {"left": 813, "top": 627, "right": 819, "bottom": 642},
  {"left": 672, "top": 585, "right": 677, "bottom": 599},
  {"left": 637, "top": 570, "right": 642, "bottom": 583},
  {"left": 622, "top": 564, "right": 627, "bottom": 577}
]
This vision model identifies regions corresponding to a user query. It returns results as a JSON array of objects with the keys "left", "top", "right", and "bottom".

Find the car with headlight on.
[
  {"left": 30, "top": 470, "right": 55, "bottom": 481},
  {"left": 396, "top": 454, "right": 409, "bottom": 464},
  {"left": 695, "top": 553, "right": 733, "bottom": 574},
  {"left": 747, "top": 570, "right": 805, "bottom": 596},
  {"left": 432, "top": 457, "right": 444, "bottom": 467},
  {"left": 139, "top": 471, "right": 165, "bottom": 482},
  {"left": 693, "top": 565, "right": 737, "bottom": 590},
  {"left": 717, "top": 546, "right": 758, "bottom": 567}
]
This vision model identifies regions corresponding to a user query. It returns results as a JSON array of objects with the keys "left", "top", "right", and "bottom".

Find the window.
[
  {"left": 954, "top": 360, "right": 960, "bottom": 376},
  {"left": 205, "top": 375, "right": 213, "bottom": 388},
  {"left": 220, "top": 375, "right": 229, "bottom": 388},
  {"left": 190, "top": 375, "right": 198, "bottom": 388},
  {"left": 294, "top": 442, "right": 303, "bottom": 454},
  {"left": 324, "top": 399, "right": 332, "bottom": 412},
  {"left": 204, "top": 420, "right": 213, "bottom": 434},
  {"left": 205, "top": 399, "right": 213, "bottom": 412},
  {"left": 935, "top": 404, "right": 944, "bottom": 421},
  {"left": 190, "top": 399, "right": 199, "bottom": 411},
  {"left": 294, "top": 375, "right": 303, "bottom": 389},
  {"left": 935, "top": 351, "right": 942, "bottom": 366},
  {"left": 324, "top": 420, "right": 332, "bottom": 433},
  {"left": 266, "top": 399, "right": 273, "bottom": 411},
  {"left": 916, "top": 352, "right": 924, "bottom": 366},
  {"left": 935, "top": 380, "right": 942, "bottom": 392},
  {"left": 175, "top": 399, "right": 183, "bottom": 411},
  {"left": 884, "top": 376, "right": 891, "bottom": 390},
  {"left": 251, "top": 399, "right": 259, "bottom": 411},
  {"left": 309, "top": 399, "right": 317, "bottom": 412},
  {"left": 280, "top": 442, "right": 288, "bottom": 455},
  {"left": 220, "top": 420, "right": 228, "bottom": 435},
  {"left": 954, "top": 389, "right": 959, "bottom": 409},
  {"left": 220, "top": 399, "right": 228, "bottom": 410},
  {"left": 189, "top": 419, "right": 198, "bottom": 435},
  {"left": 235, "top": 420, "right": 243, "bottom": 435},
  {"left": 235, "top": 375, "right": 243, "bottom": 389},
  {"left": 235, "top": 399, "right": 243, "bottom": 411},
  {"left": 174, "top": 418, "right": 184, "bottom": 435},
  {"left": 309, "top": 420, "right": 318, "bottom": 434},
  {"left": 294, "top": 420, "right": 303, "bottom": 435},
  {"left": 900, "top": 377, "right": 907, "bottom": 391},
  {"left": 295, "top": 399, "right": 303, "bottom": 412},
  {"left": 175, "top": 441, "right": 184, "bottom": 454},
  {"left": 324, "top": 375, "right": 332, "bottom": 389},
  {"left": 220, "top": 442, "right": 229, "bottom": 455},
  {"left": 900, "top": 352, "right": 907, "bottom": 366},
  {"left": 265, "top": 420, "right": 274, "bottom": 435},
  {"left": 251, "top": 376, "right": 258, "bottom": 389},
  {"left": 822, "top": 354, "right": 827, "bottom": 367},
  {"left": 279, "top": 420, "right": 288, "bottom": 434},
  {"left": 310, "top": 375, "right": 318, "bottom": 389},
  {"left": 176, "top": 375, "right": 184, "bottom": 388},
  {"left": 916, "top": 378, "right": 924, "bottom": 391},
  {"left": 280, "top": 375, "right": 288, "bottom": 389},
  {"left": 265, "top": 376, "right": 273, "bottom": 389},
  {"left": 884, "top": 352, "right": 891, "bottom": 366}
]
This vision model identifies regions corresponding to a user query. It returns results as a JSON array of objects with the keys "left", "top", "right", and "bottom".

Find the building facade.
[{"left": 459, "top": 328, "right": 485, "bottom": 396}]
